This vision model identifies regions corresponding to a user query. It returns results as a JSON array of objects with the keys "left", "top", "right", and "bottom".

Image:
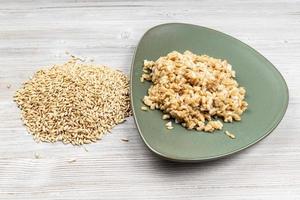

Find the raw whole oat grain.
[{"left": 14, "top": 59, "right": 132, "bottom": 145}]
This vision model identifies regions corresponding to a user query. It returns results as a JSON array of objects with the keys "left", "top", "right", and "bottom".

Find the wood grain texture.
[{"left": 0, "top": 0, "right": 299, "bottom": 199}]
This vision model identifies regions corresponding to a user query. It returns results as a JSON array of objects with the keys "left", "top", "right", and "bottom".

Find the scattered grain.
[
  {"left": 83, "top": 146, "right": 89, "bottom": 152},
  {"left": 225, "top": 131, "right": 236, "bottom": 139},
  {"left": 165, "top": 121, "right": 172, "bottom": 127},
  {"left": 162, "top": 114, "right": 170, "bottom": 120},
  {"left": 121, "top": 138, "right": 129, "bottom": 142},
  {"left": 68, "top": 159, "right": 77, "bottom": 163},
  {"left": 165, "top": 121, "right": 174, "bottom": 130},
  {"left": 34, "top": 153, "right": 40, "bottom": 159},
  {"left": 141, "top": 106, "right": 148, "bottom": 111}
]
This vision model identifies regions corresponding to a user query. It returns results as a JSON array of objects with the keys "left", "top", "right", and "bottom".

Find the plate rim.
[{"left": 130, "top": 22, "right": 289, "bottom": 162}]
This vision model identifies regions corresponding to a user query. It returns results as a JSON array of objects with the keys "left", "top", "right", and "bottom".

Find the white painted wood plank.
[{"left": 0, "top": 0, "right": 299, "bottom": 199}]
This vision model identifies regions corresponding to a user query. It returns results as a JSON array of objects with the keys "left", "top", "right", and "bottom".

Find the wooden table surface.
[{"left": 0, "top": 0, "right": 299, "bottom": 199}]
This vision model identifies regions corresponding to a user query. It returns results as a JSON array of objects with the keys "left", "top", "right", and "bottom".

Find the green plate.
[{"left": 130, "top": 23, "right": 289, "bottom": 162}]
